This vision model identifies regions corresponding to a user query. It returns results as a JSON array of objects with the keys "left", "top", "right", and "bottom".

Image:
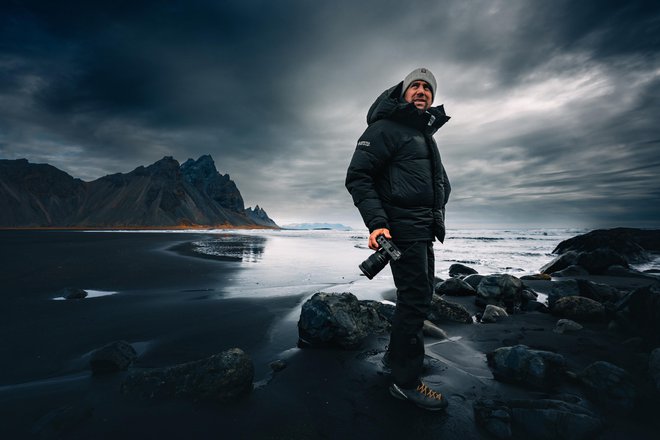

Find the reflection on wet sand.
[{"left": 170, "top": 234, "right": 266, "bottom": 262}]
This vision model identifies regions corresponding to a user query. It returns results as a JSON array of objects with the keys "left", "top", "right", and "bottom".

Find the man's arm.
[{"left": 345, "top": 125, "right": 394, "bottom": 245}]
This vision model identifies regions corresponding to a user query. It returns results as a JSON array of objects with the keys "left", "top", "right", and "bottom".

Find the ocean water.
[
  {"left": 107, "top": 227, "right": 659, "bottom": 299},
  {"left": 160, "top": 228, "right": 584, "bottom": 298}
]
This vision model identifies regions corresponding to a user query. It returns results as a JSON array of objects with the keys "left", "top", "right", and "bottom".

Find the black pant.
[{"left": 388, "top": 240, "right": 435, "bottom": 388}]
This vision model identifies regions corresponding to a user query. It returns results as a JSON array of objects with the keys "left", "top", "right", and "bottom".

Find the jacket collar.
[{"left": 366, "top": 82, "right": 450, "bottom": 135}]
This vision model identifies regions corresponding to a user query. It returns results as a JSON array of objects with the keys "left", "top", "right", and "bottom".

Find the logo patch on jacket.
[{"left": 357, "top": 140, "right": 371, "bottom": 147}]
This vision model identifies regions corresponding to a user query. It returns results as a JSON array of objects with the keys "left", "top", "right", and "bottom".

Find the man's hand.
[{"left": 369, "top": 228, "right": 392, "bottom": 250}]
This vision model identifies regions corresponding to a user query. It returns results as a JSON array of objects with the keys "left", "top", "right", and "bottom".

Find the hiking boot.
[{"left": 389, "top": 382, "right": 448, "bottom": 411}]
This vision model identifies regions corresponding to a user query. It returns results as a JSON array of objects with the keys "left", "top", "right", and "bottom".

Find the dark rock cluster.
[
  {"left": 541, "top": 228, "right": 660, "bottom": 277},
  {"left": 487, "top": 345, "right": 566, "bottom": 389},
  {"left": 121, "top": 348, "right": 254, "bottom": 402},
  {"left": 84, "top": 341, "right": 254, "bottom": 403},
  {"left": 297, "top": 292, "right": 394, "bottom": 349}
]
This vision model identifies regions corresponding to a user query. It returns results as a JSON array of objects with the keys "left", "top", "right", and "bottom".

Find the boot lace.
[{"left": 416, "top": 382, "right": 443, "bottom": 400}]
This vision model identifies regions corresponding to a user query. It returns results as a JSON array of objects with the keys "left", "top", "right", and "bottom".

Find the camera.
[{"left": 359, "top": 235, "right": 402, "bottom": 279}]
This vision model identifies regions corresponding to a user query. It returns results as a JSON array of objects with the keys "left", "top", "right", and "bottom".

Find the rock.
[
  {"left": 90, "top": 340, "right": 138, "bottom": 374},
  {"left": 578, "top": 361, "right": 637, "bottom": 412},
  {"left": 575, "top": 249, "right": 629, "bottom": 274},
  {"left": 427, "top": 294, "right": 473, "bottom": 324},
  {"left": 521, "top": 300, "right": 549, "bottom": 313},
  {"left": 481, "top": 305, "right": 508, "bottom": 323},
  {"left": 650, "top": 348, "right": 660, "bottom": 393},
  {"left": 463, "top": 274, "right": 485, "bottom": 290},
  {"left": 121, "top": 348, "right": 253, "bottom": 402},
  {"left": 552, "top": 228, "right": 659, "bottom": 262},
  {"left": 551, "top": 265, "right": 589, "bottom": 278},
  {"left": 553, "top": 319, "right": 583, "bottom": 334},
  {"left": 521, "top": 288, "right": 538, "bottom": 301},
  {"left": 435, "top": 277, "right": 476, "bottom": 296},
  {"left": 605, "top": 265, "right": 654, "bottom": 278},
  {"left": 487, "top": 345, "right": 566, "bottom": 389},
  {"left": 625, "top": 283, "right": 660, "bottom": 343},
  {"left": 422, "top": 320, "right": 449, "bottom": 339},
  {"left": 546, "top": 280, "right": 580, "bottom": 308},
  {"left": 576, "top": 279, "right": 620, "bottom": 303},
  {"left": 551, "top": 296, "right": 606, "bottom": 322},
  {"left": 269, "top": 360, "right": 287, "bottom": 372},
  {"left": 475, "top": 397, "right": 603, "bottom": 440},
  {"left": 540, "top": 251, "right": 579, "bottom": 275},
  {"left": 473, "top": 399, "right": 512, "bottom": 439},
  {"left": 297, "top": 292, "right": 392, "bottom": 349},
  {"left": 476, "top": 275, "right": 523, "bottom": 310},
  {"left": 448, "top": 263, "right": 478, "bottom": 278},
  {"left": 59, "top": 287, "right": 88, "bottom": 300},
  {"left": 520, "top": 273, "right": 551, "bottom": 281},
  {"left": 361, "top": 300, "right": 396, "bottom": 326}
]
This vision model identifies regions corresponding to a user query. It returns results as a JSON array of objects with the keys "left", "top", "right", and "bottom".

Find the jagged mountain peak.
[
  {"left": 0, "top": 155, "right": 278, "bottom": 228},
  {"left": 180, "top": 155, "right": 219, "bottom": 179}
]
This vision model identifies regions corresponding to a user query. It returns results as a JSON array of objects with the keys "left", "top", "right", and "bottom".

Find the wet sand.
[{"left": 1, "top": 231, "right": 659, "bottom": 439}]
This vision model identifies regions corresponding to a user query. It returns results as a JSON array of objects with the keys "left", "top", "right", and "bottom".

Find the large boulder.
[
  {"left": 474, "top": 398, "right": 602, "bottom": 440},
  {"left": 540, "top": 251, "right": 579, "bottom": 275},
  {"left": 90, "top": 341, "right": 137, "bottom": 374},
  {"left": 297, "top": 292, "right": 392, "bottom": 349},
  {"left": 463, "top": 274, "right": 485, "bottom": 290},
  {"left": 428, "top": 294, "right": 473, "bottom": 324},
  {"left": 578, "top": 361, "right": 637, "bottom": 413},
  {"left": 448, "top": 263, "right": 478, "bottom": 278},
  {"left": 546, "top": 280, "right": 580, "bottom": 308},
  {"left": 121, "top": 348, "right": 253, "bottom": 402},
  {"left": 435, "top": 277, "right": 476, "bottom": 296},
  {"left": 476, "top": 275, "right": 523, "bottom": 310},
  {"left": 576, "top": 279, "right": 621, "bottom": 303},
  {"left": 487, "top": 345, "right": 566, "bottom": 389},
  {"left": 551, "top": 265, "right": 589, "bottom": 278},
  {"left": 552, "top": 228, "right": 659, "bottom": 262},
  {"left": 575, "top": 249, "right": 629, "bottom": 274},
  {"left": 551, "top": 296, "right": 606, "bottom": 322}
]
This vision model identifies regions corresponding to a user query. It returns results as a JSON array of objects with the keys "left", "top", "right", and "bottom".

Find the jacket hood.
[{"left": 366, "top": 81, "right": 450, "bottom": 134}]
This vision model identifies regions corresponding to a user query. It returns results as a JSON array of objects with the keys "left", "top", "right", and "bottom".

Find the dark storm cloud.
[{"left": 1, "top": 0, "right": 659, "bottom": 227}]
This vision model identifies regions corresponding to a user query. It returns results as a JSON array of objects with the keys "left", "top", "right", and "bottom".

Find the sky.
[{"left": 1, "top": 0, "right": 660, "bottom": 229}]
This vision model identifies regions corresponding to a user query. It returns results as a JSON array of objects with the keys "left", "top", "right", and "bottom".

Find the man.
[{"left": 345, "top": 68, "right": 451, "bottom": 411}]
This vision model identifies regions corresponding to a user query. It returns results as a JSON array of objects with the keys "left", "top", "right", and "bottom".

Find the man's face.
[{"left": 403, "top": 80, "right": 433, "bottom": 111}]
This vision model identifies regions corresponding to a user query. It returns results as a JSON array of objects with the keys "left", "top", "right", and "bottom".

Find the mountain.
[{"left": 0, "top": 156, "right": 278, "bottom": 228}]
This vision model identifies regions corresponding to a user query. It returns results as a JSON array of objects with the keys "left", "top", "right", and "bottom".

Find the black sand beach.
[{"left": 1, "top": 231, "right": 659, "bottom": 439}]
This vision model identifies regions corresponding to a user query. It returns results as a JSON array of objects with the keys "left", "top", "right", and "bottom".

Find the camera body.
[{"left": 359, "top": 235, "right": 402, "bottom": 279}]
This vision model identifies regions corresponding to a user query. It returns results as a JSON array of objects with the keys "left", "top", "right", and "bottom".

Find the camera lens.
[{"left": 359, "top": 250, "right": 390, "bottom": 279}]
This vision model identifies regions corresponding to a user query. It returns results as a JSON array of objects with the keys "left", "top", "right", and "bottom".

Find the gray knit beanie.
[{"left": 401, "top": 67, "right": 437, "bottom": 99}]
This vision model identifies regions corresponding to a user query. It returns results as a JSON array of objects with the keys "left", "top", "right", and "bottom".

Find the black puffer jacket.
[{"left": 345, "top": 82, "right": 451, "bottom": 242}]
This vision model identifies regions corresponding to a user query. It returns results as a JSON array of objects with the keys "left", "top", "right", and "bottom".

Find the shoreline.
[
  {"left": 0, "top": 224, "right": 281, "bottom": 231},
  {"left": 1, "top": 229, "right": 659, "bottom": 438}
]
